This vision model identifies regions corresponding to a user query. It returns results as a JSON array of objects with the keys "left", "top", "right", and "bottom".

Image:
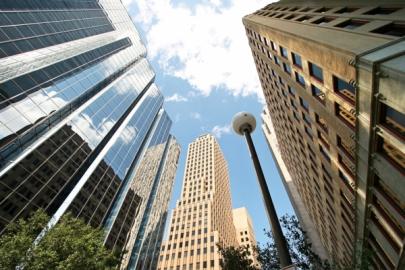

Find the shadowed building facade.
[
  {"left": 0, "top": 1, "right": 180, "bottom": 269},
  {"left": 244, "top": 1, "right": 404, "bottom": 269},
  {"left": 157, "top": 134, "right": 238, "bottom": 270},
  {"left": 261, "top": 107, "right": 328, "bottom": 261}
]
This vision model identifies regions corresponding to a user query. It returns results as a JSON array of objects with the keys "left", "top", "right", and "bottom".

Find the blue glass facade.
[{"left": 0, "top": 1, "right": 180, "bottom": 268}]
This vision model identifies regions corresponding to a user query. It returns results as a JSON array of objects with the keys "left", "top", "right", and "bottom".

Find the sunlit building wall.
[
  {"left": 244, "top": 1, "right": 405, "bottom": 268},
  {"left": 232, "top": 207, "right": 260, "bottom": 267},
  {"left": 157, "top": 134, "right": 238, "bottom": 270},
  {"left": 0, "top": 1, "right": 180, "bottom": 268}
]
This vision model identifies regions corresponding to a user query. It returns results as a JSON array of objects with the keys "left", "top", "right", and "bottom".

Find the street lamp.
[{"left": 232, "top": 112, "right": 294, "bottom": 269}]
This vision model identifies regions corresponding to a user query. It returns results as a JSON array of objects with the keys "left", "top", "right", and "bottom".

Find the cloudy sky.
[{"left": 124, "top": 0, "right": 294, "bottom": 245}]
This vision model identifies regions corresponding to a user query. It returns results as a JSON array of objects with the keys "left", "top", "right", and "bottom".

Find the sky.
[{"left": 124, "top": 0, "right": 294, "bottom": 245}]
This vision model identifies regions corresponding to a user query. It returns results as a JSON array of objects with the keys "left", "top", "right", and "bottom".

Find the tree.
[
  {"left": 217, "top": 244, "right": 259, "bottom": 270},
  {"left": 257, "top": 214, "right": 331, "bottom": 270},
  {"left": 257, "top": 215, "right": 376, "bottom": 270},
  {"left": 0, "top": 209, "right": 120, "bottom": 270}
]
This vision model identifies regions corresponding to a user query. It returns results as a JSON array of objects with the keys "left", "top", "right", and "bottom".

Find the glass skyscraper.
[{"left": 0, "top": 1, "right": 180, "bottom": 269}]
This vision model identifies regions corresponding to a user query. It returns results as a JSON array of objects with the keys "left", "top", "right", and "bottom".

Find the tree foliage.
[
  {"left": 219, "top": 214, "right": 373, "bottom": 270},
  {"left": 257, "top": 214, "right": 331, "bottom": 270},
  {"left": 0, "top": 209, "right": 120, "bottom": 270},
  {"left": 217, "top": 244, "right": 259, "bottom": 270}
]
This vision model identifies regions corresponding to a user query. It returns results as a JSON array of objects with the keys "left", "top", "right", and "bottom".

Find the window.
[
  {"left": 274, "top": 55, "right": 280, "bottom": 65},
  {"left": 336, "top": 20, "right": 368, "bottom": 30},
  {"left": 312, "top": 17, "right": 335, "bottom": 25},
  {"left": 365, "top": 7, "right": 400, "bottom": 15},
  {"left": 333, "top": 76, "right": 355, "bottom": 104},
  {"left": 270, "top": 41, "right": 276, "bottom": 51},
  {"left": 320, "top": 145, "right": 331, "bottom": 162},
  {"left": 279, "top": 76, "right": 284, "bottom": 86},
  {"left": 284, "top": 14, "right": 296, "bottom": 20},
  {"left": 337, "top": 135, "right": 354, "bottom": 160},
  {"left": 378, "top": 136, "right": 405, "bottom": 173},
  {"left": 309, "top": 62, "right": 323, "bottom": 82},
  {"left": 283, "top": 62, "right": 291, "bottom": 74},
  {"left": 315, "top": 113, "right": 328, "bottom": 132},
  {"left": 300, "top": 97, "right": 309, "bottom": 111},
  {"left": 314, "top": 7, "right": 331, "bottom": 13},
  {"left": 292, "top": 52, "right": 302, "bottom": 68},
  {"left": 280, "top": 46, "right": 288, "bottom": 58},
  {"left": 380, "top": 104, "right": 405, "bottom": 139},
  {"left": 311, "top": 84, "right": 325, "bottom": 104},
  {"left": 336, "top": 103, "right": 355, "bottom": 128},
  {"left": 288, "top": 85, "right": 296, "bottom": 96},
  {"left": 295, "top": 72, "right": 305, "bottom": 87},
  {"left": 300, "top": 7, "right": 312, "bottom": 12},
  {"left": 296, "top": 15, "right": 312, "bottom": 22},
  {"left": 290, "top": 99, "right": 297, "bottom": 110},
  {"left": 318, "top": 130, "right": 330, "bottom": 148},
  {"left": 305, "top": 126, "right": 313, "bottom": 139},
  {"left": 371, "top": 23, "right": 405, "bottom": 37},
  {"left": 339, "top": 169, "right": 354, "bottom": 193},
  {"left": 302, "top": 112, "right": 311, "bottom": 125},
  {"left": 335, "top": 7, "right": 359, "bottom": 14}
]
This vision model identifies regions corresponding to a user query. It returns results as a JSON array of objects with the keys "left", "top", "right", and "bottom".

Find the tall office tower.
[
  {"left": 244, "top": 1, "right": 405, "bottom": 269},
  {"left": 261, "top": 107, "right": 328, "bottom": 260},
  {"left": 157, "top": 134, "right": 238, "bottom": 270},
  {"left": 0, "top": 1, "right": 180, "bottom": 268},
  {"left": 232, "top": 207, "right": 260, "bottom": 267}
]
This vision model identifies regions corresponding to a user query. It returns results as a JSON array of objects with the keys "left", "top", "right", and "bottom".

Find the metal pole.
[{"left": 243, "top": 129, "right": 293, "bottom": 268}]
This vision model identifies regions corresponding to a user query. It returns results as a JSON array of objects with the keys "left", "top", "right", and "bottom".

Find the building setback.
[
  {"left": 232, "top": 207, "right": 260, "bottom": 267},
  {"left": 157, "top": 134, "right": 239, "bottom": 270},
  {"left": 244, "top": 1, "right": 404, "bottom": 269},
  {"left": 0, "top": 1, "right": 180, "bottom": 269}
]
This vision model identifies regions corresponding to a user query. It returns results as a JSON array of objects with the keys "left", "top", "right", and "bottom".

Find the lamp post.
[{"left": 232, "top": 112, "right": 294, "bottom": 269}]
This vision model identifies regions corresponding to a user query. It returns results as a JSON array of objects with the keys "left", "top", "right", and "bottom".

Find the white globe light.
[{"left": 232, "top": 112, "right": 256, "bottom": 136}]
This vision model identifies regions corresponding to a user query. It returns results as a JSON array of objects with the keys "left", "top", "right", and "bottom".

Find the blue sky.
[{"left": 124, "top": 0, "right": 293, "bottom": 245}]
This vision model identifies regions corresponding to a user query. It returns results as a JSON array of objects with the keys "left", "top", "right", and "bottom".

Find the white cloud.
[
  {"left": 211, "top": 124, "right": 231, "bottom": 138},
  {"left": 190, "top": 112, "right": 202, "bottom": 120},
  {"left": 128, "top": 0, "right": 271, "bottom": 100},
  {"left": 165, "top": 93, "right": 188, "bottom": 102}
]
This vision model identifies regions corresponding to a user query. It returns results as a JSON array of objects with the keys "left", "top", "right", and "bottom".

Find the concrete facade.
[
  {"left": 244, "top": 1, "right": 404, "bottom": 269},
  {"left": 157, "top": 134, "right": 238, "bottom": 270}
]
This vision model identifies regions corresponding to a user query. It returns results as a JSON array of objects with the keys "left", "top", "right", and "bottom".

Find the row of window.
[
  {"left": 255, "top": 11, "right": 405, "bottom": 37},
  {"left": 249, "top": 29, "right": 357, "bottom": 109},
  {"left": 158, "top": 259, "right": 215, "bottom": 270},
  {"left": 164, "top": 236, "right": 215, "bottom": 250},
  {"left": 262, "top": 61, "right": 358, "bottom": 259},
  {"left": 262, "top": 5, "right": 401, "bottom": 16}
]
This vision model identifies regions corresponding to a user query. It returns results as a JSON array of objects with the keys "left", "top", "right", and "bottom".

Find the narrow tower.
[{"left": 232, "top": 207, "right": 260, "bottom": 267}]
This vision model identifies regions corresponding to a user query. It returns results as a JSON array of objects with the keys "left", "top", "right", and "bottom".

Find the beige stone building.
[
  {"left": 232, "top": 207, "right": 260, "bottom": 267},
  {"left": 244, "top": 1, "right": 404, "bottom": 269},
  {"left": 157, "top": 134, "right": 239, "bottom": 270}
]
